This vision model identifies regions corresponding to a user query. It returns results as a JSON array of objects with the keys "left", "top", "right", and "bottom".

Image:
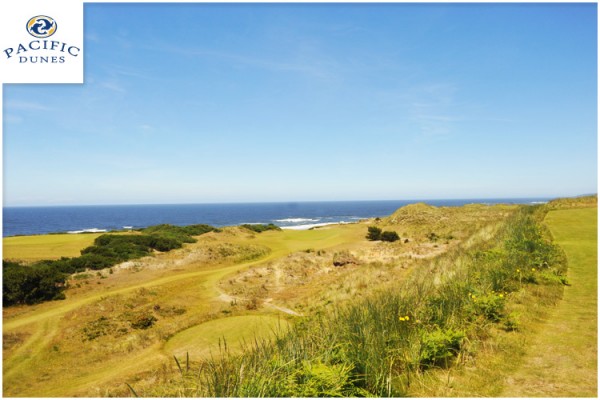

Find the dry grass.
[
  {"left": 2, "top": 225, "right": 363, "bottom": 396},
  {"left": 3, "top": 233, "right": 102, "bottom": 262},
  {"left": 2, "top": 204, "right": 520, "bottom": 397}
]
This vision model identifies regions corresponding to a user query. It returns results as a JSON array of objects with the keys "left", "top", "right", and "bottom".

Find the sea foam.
[
  {"left": 67, "top": 228, "right": 108, "bottom": 234},
  {"left": 275, "top": 218, "right": 321, "bottom": 223}
]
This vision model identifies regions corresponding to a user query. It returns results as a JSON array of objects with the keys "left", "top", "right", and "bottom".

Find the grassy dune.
[
  {"left": 2, "top": 224, "right": 372, "bottom": 396},
  {"left": 2, "top": 200, "right": 594, "bottom": 397}
]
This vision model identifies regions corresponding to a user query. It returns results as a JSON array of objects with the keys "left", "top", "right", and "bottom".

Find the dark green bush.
[
  {"left": 380, "top": 231, "right": 400, "bottom": 242},
  {"left": 240, "top": 224, "right": 282, "bottom": 233},
  {"left": 3, "top": 261, "right": 67, "bottom": 306},
  {"left": 3, "top": 223, "right": 217, "bottom": 307},
  {"left": 142, "top": 224, "right": 218, "bottom": 243},
  {"left": 366, "top": 226, "right": 382, "bottom": 241}
]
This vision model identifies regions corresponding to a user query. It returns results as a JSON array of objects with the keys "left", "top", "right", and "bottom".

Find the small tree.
[
  {"left": 381, "top": 231, "right": 400, "bottom": 242},
  {"left": 366, "top": 226, "right": 382, "bottom": 241}
]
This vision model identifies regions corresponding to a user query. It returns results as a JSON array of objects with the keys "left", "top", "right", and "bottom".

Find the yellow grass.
[
  {"left": 164, "top": 315, "right": 290, "bottom": 359},
  {"left": 3, "top": 233, "right": 102, "bottom": 262},
  {"left": 1, "top": 206, "right": 519, "bottom": 397},
  {"left": 2, "top": 225, "right": 364, "bottom": 396}
]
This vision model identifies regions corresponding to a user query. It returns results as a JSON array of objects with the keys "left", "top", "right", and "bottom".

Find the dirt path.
[{"left": 501, "top": 207, "right": 597, "bottom": 397}]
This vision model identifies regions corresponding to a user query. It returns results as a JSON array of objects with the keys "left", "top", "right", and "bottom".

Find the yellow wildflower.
[
  {"left": 499, "top": 294, "right": 504, "bottom": 298},
  {"left": 405, "top": 315, "right": 410, "bottom": 321},
  {"left": 516, "top": 269, "right": 520, "bottom": 273},
  {"left": 532, "top": 268, "right": 536, "bottom": 272}
]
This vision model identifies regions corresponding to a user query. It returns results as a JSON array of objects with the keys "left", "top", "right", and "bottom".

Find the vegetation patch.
[
  {"left": 381, "top": 231, "right": 400, "bottom": 242},
  {"left": 130, "top": 314, "right": 158, "bottom": 330},
  {"left": 82, "top": 316, "right": 115, "bottom": 341},
  {"left": 3, "top": 261, "right": 67, "bottom": 306},
  {"left": 145, "top": 205, "right": 567, "bottom": 397},
  {"left": 366, "top": 226, "right": 382, "bottom": 241},
  {"left": 366, "top": 226, "right": 400, "bottom": 242},
  {"left": 2, "top": 224, "right": 218, "bottom": 306},
  {"left": 332, "top": 250, "right": 359, "bottom": 267},
  {"left": 240, "top": 224, "right": 282, "bottom": 233},
  {"left": 419, "top": 328, "right": 465, "bottom": 368},
  {"left": 3, "top": 331, "right": 27, "bottom": 351}
]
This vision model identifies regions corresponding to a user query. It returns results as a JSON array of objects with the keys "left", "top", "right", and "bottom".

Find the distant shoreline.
[{"left": 3, "top": 198, "right": 551, "bottom": 238}]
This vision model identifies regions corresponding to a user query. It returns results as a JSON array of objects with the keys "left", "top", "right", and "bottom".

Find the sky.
[{"left": 3, "top": 3, "right": 597, "bottom": 206}]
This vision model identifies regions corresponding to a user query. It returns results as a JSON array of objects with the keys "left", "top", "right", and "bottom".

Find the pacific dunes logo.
[
  {"left": 27, "top": 16, "right": 57, "bottom": 38},
  {"left": 3, "top": 15, "right": 80, "bottom": 63}
]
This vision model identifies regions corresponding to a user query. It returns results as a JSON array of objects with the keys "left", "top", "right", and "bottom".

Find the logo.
[
  {"left": 26, "top": 15, "right": 57, "bottom": 39},
  {"left": 3, "top": 15, "right": 80, "bottom": 64}
]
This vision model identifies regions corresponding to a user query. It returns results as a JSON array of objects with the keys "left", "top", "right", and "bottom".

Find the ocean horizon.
[{"left": 3, "top": 198, "right": 551, "bottom": 237}]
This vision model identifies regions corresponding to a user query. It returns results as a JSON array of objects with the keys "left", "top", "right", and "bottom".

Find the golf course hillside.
[{"left": 2, "top": 197, "right": 597, "bottom": 397}]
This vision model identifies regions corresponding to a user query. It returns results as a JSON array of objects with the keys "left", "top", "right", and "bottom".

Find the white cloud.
[
  {"left": 4, "top": 100, "right": 53, "bottom": 111},
  {"left": 100, "top": 80, "right": 126, "bottom": 93},
  {"left": 147, "top": 43, "right": 339, "bottom": 82}
]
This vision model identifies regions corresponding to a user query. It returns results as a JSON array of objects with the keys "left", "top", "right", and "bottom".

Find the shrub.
[
  {"left": 282, "top": 360, "right": 357, "bottom": 397},
  {"left": 469, "top": 292, "right": 505, "bottom": 322},
  {"left": 426, "top": 232, "right": 440, "bottom": 242},
  {"left": 419, "top": 328, "right": 465, "bottom": 368},
  {"left": 332, "top": 251, "right": 358, "bottom": 267},
  {"left": 3, "top": 261, "right": 67, "bottom": 306},
  {"left": 380, "top": 231, "right": 400, "bottom": 242},
  {"left": 142, "top": 223, "right": 215, "bottom": 239},
  {"left": 366, "top": 226, "right": 382, "bottom": 241},
  {"left": 240, "top": 224, "right": 281, "bottom": 233},
  {"left": 3, "top": 223, "right": 218, "bottom": 307},
  {"left": 130, "top": 314, "right": 158, "bottom": 329},
  {"left": 366, "top": 228, "right": 399, "bottom": 242},
  {"left": 147, "top": 234, "right": 183, "bottom": 252},
  {"left": 82, "top": 316, "right": 114, "bottom": 341}
]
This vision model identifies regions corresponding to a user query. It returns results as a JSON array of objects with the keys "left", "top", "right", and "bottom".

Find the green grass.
[
  {"left": 501, "top": 207, "right": 597, "bottom": 396},
  {"left": 3, "top": 233, "right": 102, "bottom": 262},
  {"left": 164, "top": 315, "right": 290, "bottom": 359}
]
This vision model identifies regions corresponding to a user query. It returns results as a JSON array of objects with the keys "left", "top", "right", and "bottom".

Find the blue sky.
[{"left": 3, "top": 3, "right": 597, "bottom": 206}]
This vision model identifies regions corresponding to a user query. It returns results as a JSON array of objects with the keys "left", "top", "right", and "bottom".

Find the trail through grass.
[
  {"left": 501, "top": 207, "right": 597, "bottom": 397},
  {"left": 2, "top": 226, "right": 359, "bottom": 397},
  {"left": 164, "top": 315, "right": 289, "bottom": 359}
]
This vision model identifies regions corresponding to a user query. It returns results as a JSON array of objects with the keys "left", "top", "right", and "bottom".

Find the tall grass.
[{"left": 143, "top": 205, "right": 566, "bottom": 397}]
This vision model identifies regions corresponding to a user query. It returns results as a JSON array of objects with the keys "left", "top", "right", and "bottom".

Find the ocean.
[{"left": 2, "top": 198, "right": 550, "bottom": 237}]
